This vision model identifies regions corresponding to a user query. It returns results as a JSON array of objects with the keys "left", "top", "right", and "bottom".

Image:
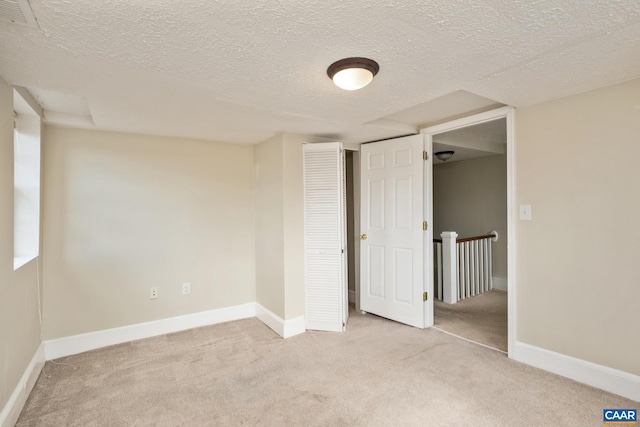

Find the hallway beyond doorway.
[{"left": 434, "top": 290, "right": 507, "bottom": 352}]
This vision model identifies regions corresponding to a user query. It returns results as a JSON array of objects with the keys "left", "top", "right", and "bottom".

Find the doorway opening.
[
  {"left": 304, "top": 107, "right": 516, "bottom": 352},
  {"left": 429, "top": 117, "right": 508, "bottom": 353},
  {"left": 345, "top": 150, "right": 360, "bottom": 315}
]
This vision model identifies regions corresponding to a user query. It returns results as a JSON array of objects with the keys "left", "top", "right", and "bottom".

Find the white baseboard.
[
  {"left": 255, "top": 303, "right": 305, "bottom": 338},
  {"left": 0, "top": 343, "right": 45, "bottom": 427},
  {"left": 44, "top": 303, "right": 256, "bottom": 360},
  {"left": 348, "top": 289, "right": 356, "bottom": 304},
  {"left": 513, "top": 341, "right": 640, "bottom": 402},
  {"left": 283, "top": 316, "right": 305, "bottom": 338},
  {"left": 492, "top": 276, "right": 508, "bottom": 291}
]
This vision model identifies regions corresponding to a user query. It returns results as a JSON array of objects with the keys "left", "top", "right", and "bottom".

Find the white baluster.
[
  {"left": 436, "top": 242, "right": 442, "bottom": 300},
  {"left": 464, "top": 242, "right": 471, "bottom": 298},
  {"left": 441, "top": 232, "right": 458, "bottom": 304},
  {"left": 468, "top": 241, "right": 473, "bottom": 296},
  {"left": 488, "top": 238, "right": 493, "bottom": 290},
  {"left": 479, "top": 239, "right": 485, "bottom": 293},
  {"left": 457, "top": 242, "right": 464, "bottom": 299},
  {"left": 485, "top": 239, "right": 491, "bottom": 292},
  {"left": 476, "top": 240, "right": 481, "bottom": 295}
]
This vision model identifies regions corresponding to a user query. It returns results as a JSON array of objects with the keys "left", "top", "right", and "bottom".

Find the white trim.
[
  {"left": 44, "top": 303, "right": 256, "bottom": 360},
  {"left": 514, "top": 341, "right": 640, "bottom": 402},
  {"left": 505, "top": 107, "right": 517, "bottom": 358},
  {"left": 0, "top": 343, "right": 45, "bottom": 427},
  {"left": 424, "top": 135, "right": 434, "bottom": 327},
  {"left": 348, "top": 289, "right": 356, "bottom": 304},
  {"left": 492, "top": 277, "right": 508, "bottom": 292},
  {"left": 13, "top": 87, "right": 43, "bottom": 118},
  {"left": 432, "top": 326, "right": 507, "bottom": 354},
  {"left": 13, "top": 255, "right": 36, "bottom": 270},
  {"left": 255, "top": 303, "right": 305, "bottom": 338},
  {"left": 342, "top": 142, "right": 361, "bottom": 152},
  {"left": 352, "top": 151, "right": 361, "bottom": 314},
  {"left": 421, "top": 106, "right": 517, "bottom": 357},
  {"left": 283, "top": 316, "right": 306, "bottom": 338},
  {"left": 420, "top": 106, "right": 512, "bottom": 135}
]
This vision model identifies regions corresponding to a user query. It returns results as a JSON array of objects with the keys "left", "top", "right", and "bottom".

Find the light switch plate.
[{"left": 520, "top": 205, "right": 532, "bottom": 220}]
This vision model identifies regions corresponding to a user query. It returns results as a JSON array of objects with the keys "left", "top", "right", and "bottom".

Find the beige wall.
[
  {"left": 42, "top": 126, "right": 256, "bottom": 339},
  {"left": 515, "top": 78, "right": 640, "bottom": 375},
  {"left": 254, "top": 134, "right": 285, "bottom": 318},
  {"left": 254, "top": 133, "right": 307, "bottom": 320},
  {"left": 433, "top": 154, "right": 508, "bottom": 280},
  {"left": 282, "top": 134, "right": 306, "bottom": 320},
  {"left": 0, "top": 78, "right": 42, "bottom": 412},
  {"left": 8, "top": 73, "right": 638, "bottom": 411}
]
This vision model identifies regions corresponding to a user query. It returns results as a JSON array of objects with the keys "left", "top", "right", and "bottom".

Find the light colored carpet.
[
  {"left": 435, "top": 290, "right": 507, "bottom": 352},
  {"left": 18, "top": 309, "right": 636, "bottom": 426}
]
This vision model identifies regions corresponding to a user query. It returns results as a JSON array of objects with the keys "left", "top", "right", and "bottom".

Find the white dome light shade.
[
  {"left": 435, "top": 151, "right": 455, "bottom": 161},
  {"left": 332, "top": 68, "right": 374, "bottom": 91},
  {"left": 327, "top": 57, "right": 379, "bottom": 91}
]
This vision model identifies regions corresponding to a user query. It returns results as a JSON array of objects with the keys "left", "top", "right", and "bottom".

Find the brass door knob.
[{"left": 360, "top": 234, "right": 367, "bottom": 240}]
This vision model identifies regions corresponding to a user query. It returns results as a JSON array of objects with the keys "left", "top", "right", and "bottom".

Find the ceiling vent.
[{"left": 0, "top": 0, "right": 38, "bottom": 28}]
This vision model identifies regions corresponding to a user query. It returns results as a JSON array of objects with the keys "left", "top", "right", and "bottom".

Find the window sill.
[{"left": 14, "top": 254, "right": 37, "bottom": 271}]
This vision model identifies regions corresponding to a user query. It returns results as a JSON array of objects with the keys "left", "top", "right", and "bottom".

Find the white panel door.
[
  {"left": 303, "top": 142, "right": 347, "bottom": 332},
  {"left": 360, "top": 135, "right": 427, "bottom": 328}
]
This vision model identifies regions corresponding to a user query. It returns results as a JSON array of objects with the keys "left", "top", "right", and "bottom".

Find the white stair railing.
[{"left": 433, "top": 231, "right": 497, "bottom": 304}]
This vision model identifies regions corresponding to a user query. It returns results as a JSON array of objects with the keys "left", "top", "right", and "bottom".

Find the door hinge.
[
  {"left": 423, "top": 151, "right": 429, "bottom": 160},
  {"left": 423, "top": 221, "right": 428, "bottom": 230},
  {"left": 423, "top": 292, "right": 428, "bottom": 301}
]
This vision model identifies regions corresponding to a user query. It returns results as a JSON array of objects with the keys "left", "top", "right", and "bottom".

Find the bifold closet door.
[{"left": 303, "top": 142, "right": 347, "bottom": 332}]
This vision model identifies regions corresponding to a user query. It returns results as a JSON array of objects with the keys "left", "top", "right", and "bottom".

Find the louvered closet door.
[{"left": 303, "top": 142, "right": 347, "bottom": 332}]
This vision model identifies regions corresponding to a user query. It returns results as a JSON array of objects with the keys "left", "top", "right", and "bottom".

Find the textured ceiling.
[{"left": 0, "top": 0, "right": 639, "bottom": 144}]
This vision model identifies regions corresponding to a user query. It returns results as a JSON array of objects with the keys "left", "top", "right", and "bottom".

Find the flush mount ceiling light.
[
  {"left": 327, "top": 57, "right": 379, "bottom": 91},
  {"left": 435, "top": 151, "right": 455, "bottom": 161}
]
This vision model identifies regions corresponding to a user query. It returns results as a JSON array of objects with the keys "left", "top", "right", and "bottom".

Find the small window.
[{"left": 13, "top": 89, "right": 41, "bottom": 270}]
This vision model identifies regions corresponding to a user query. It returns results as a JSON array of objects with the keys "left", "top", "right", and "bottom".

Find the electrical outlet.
[
  {"left": 182, "top": 282, "right": 191, "bottom": 295},
  {"left": 150, "top": 287, "right": 159, "bottom": 300}
]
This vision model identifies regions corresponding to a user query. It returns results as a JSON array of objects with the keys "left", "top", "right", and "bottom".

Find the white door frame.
[{"left": 421, "top": 106, "right": 516, "bottom": 358}]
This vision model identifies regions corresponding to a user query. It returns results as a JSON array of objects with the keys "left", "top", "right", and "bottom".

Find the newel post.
[{"left": 441, "top": 231, "right": 458, "bottom": 304}]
